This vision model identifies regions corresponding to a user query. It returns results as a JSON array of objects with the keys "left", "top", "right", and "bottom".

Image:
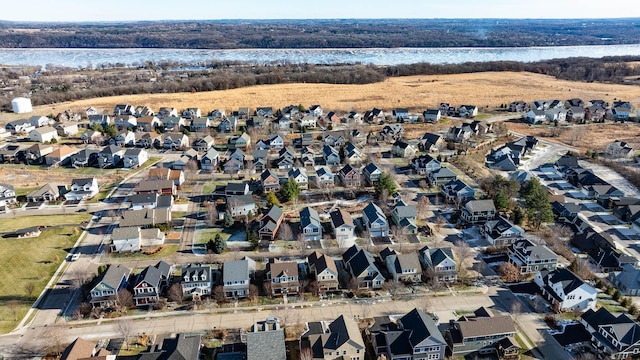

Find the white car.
[{"left": 70, "top": 253, "right": 80, "bottom": 261}]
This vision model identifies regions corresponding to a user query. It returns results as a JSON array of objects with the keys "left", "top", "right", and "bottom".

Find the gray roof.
[
  {"left": 182, "top": 263, "right": 211, "bottom": 283},
  {"left": 96, "top": 264, "right": 130, "bottom": 291},
  {"left": 393, "top": 204, "right": 417, "bottom": 219},
  {"left": 71, "top": 178, "right": 96, "bottom": 187},
  {"left": 223, "top": 260, "right": 250, "bottom": 283},
  {"left": 465, "top": 199, "right": 496, "bottom": 213},
  {"left": 330, "top": 208, "right": 354, "bottom": 228},
  {"left": 130, "top": 193, "right": 158, "bottom": 204},
  {"left": 398, "top": 308, "right": 446, "bottom": 348},
  {"left": 300, "top": 206, "right": 321, "bottom": 229},
  {"left": 112, "top": 226, "right": 140, "bottom": 240},
  {"left": 137, "top": 179, "right": 174, "bottom": 192},
  {"left": 246, "top": 330, "right": 286, "bottom": 360}
]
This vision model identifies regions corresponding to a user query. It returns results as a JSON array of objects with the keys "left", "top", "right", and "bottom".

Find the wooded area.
[{"left": 1, "top": 18, "right": 639, "bottom": 49}]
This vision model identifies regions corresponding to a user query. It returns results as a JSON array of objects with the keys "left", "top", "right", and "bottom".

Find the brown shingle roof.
[
  {"left": 61, "top": 338, "right": 96, "bottom": 360},
  {"left": 458, "top": 315, "right": 515, "bottom": 338}
]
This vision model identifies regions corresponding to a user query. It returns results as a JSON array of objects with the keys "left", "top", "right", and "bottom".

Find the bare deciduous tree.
[
  {"left": 498, "top": 262, "right": 521, "bottom": 283},
  {"left": 167, "top": 283, "right": 183, "bottom": 304},
  {"left": 435, "top": 216, "right": 446, "bottom": 232},
  {"left": 278, "top": 222, "right": 294, "bottom": 241},
  {"left": 206, "top": 201, "right": 219, "bottom": 227},
  {"left": 249, "top": 284, "right": 260, "bottom": 305},
  {"left": 116, "top": 318, "right": 134, "bottom": 350},
  {"left": 213, "top": 285, "right": 227, "bottom": 304},
  {"left": 24, "top": 282, "right": 36, "bottom": 298},
  {"left": 417, "top": 196, "right": 431, "bottom": 220},
  {"left": 43, "top": 325, "right": 66, "bottom": 356},
  {"left": 454, "top": 239, "right": 474, "bottom": 279},
  {"left": 112, "top": 289, "right": 133, "bottom": 312}
]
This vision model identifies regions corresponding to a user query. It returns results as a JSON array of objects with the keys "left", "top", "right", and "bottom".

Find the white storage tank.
[{"left": 11, "top": 97, "right": 32, "bottom": 114}]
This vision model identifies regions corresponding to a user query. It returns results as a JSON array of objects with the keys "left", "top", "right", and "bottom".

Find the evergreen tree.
[
  {"left": 375, "top": 172, "right": 398, "bottom": 196},
  {"left": 223, "top": 210, "right": 234, "bottom": 228},
  {"left": 212, "top": 234, "right": 227, "bottom": 254},
  {"left": 512, "top": 206, "right": 524, "bottom": 226},
  {"left": 522, "top": 178, "right": 553, "bottom": 230},
  {"left": 265, "top": 192, "right": 280, "bottom": 207},
  {"left": 281, "top": 178, "right": 301, "bottom": 202}
]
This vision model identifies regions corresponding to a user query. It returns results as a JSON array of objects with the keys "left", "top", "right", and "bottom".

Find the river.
[{"left": 1, "top": 44, "right": 640, "bottom": 68}]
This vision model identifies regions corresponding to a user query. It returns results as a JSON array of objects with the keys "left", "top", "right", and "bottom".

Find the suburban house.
[
  {"left": 525, "top": 110, "right": 547, "bottom": 124},
  {"left": 193, "top": 135, "right": 215, "bottom": 152},
  {"left": 218, "top": 117, "right": 237, "bottom": 132},
  {"left": 392, "top": 140, "right": 417, "bottom": 158},
  {"left": 439, "top": 307, "right": 517, "bottom": 357},
  {"left": 0, "top": 144, "right": 23, "bottom": 164},
  {"left": 391, "top": 201, "right": 418, "bottom": 234},
  {"left": 315, "top": 167, "right": 335, "bottom": 188},
  {"left": 271, "top": 116, "right": 291, "bottom": 131},
  {"left": 29, "top": 115, "right": 50, "bottom": 128},
  {"left": 109, "top": 129, "right": 136, "bottom": 146},
  {"left": 364, "top": 108, "right": 385, "bottom": 123},
  {"left": 419, "top": 246, "right": 458, "bottom": 283},
  {"left": 330, "top": 208, "right": 356, "bottom": 246},
  {"left": 441, "top": 179, "right": 475, "bottom": 204},
  {"left": 200, "top": 148, "right": 220, "bottom": 171},
  {"left": 118, "top": 208, "right": 172, "bottom": 228},
  {"left": 308, "top": 251, "right": 339, "bottom": 293},
  {"left": 26, "top": 183, "right": 66, "bottom": 203},
  {"left": 423, "top": 108, "right": 443, "bottom": 123},
  {"left": 110, "top": 227, "right": 165, "bottom": 252},
  {"left": 136, "top": 116, "right": 161, "bottom": 132},
  {"left": 370, "top": 308, "right": 447, "bottom": 360},
  {"left": 380, "top": 124, "right": 404, "bottom": 142},
  {"left": 343, "top": 245, "right": 385, "bottom": 290},
  {"left": 288, "top": 167, "right": 309, "bottom": 189},
  {"left": 323, "top": 145, "right": 341, "bottom": 166},
  {"left": 157, "top": 107, "right": 178, "bottom": 118},
  {"left": 260, "top": 169, "right": 280, "bottom": 193},
  {"left": 148, "top": 167, "right": 185, "bottom": 187},
  {"left": 123, "top": 148, "right": 148, "bottom": 168},
  {"left": 412, "top": 155, "right": 441, "bottom": 175},
  {"left": 362, "top": 202, "right": 389, "bottom": 238},
  {"left": 419, "top": 133, "right": 445, "bottom": 153},
  {"left": 384, "top": 249, "right": 422, "bottom": 283},
  {"left": 114, "top": 104, "right": 134, "bottom": 115},
  {"left": 266, "top": 260, "right": 300, "bottom": 296},
  {"left": 534, "top": 268, "right": 597, "bottom": 312},
  {"left": 276, "top": 147, "right": 294, "bottom": 169},
  {"left": 227, "top": 132, "right": 251, "bottom": 150},
  {"left": 508, "top": 101, "right": 529, "bottom": 112},
  {"left": 339, "top": 164, "right": 362, "bottom": 188},
  {"left": 482, "top": 216, "right": 524, "bottom": 247},
  {"left": 134, "top": 105, "right": 154, "bottom": 117},
  {"left": 190, "top": 117, "right": 211, "bottom": 132},
  {"left": 59, "top": 338, "right": 113, "bottom": 360},
  {"left": 181, "top": 263, "right": 212, "bottom": 299},
  {"left": 609, "top": 264, "right": 640, "bottom": 296},
  {"left": 6, "top": 119, "right": 34, "bottom": 134},
  {"left": 88, "top": 114, "right": 110, "bottom": 127},
  {"left": 89, "top": 264, "right": 131, "bottom": 308},
  {"left": 363, "top": 162, "right": 383, "bottom": 185},
  {"left": 70, "top": 149, "right": 98, "bottom": 168},
  {"left": 182, "top": 107, "right": 202, "bottom": 120},
  {"left": 137, "top": 132, "right": 162, "bottom": 149},
  {"left": 606, "top": 140, "right": 634, "bottom": 159},
  {"left": 227, "top": 194, "right": 256, "bottom": 217},
  {"left": 64, "top": 178, "right": 99, "bottom": 201},
  {"left": 256, "top": 107, "right": 274, "bottom": 117},
  {"left": 461, "top": 199, "right": 496, "bottom": 223},
  {"left": 567, "top": 106, "right": 586, "bottom": 122},
  {"left": 507, "top": 238, "right": 558, "bottom": 274},
  {"left": 246, "top": 323, "right": 286, "bottom": 360},
  {"left": 298, "top": 115, "right": 317, "bottom": 128},
  {"left": 458, "top": 105, "right": 478, "bottom": 118},
  {"left": 309, "top": 104, "right": 323, "bottom": 117},
  {"left": 223, "top": 158, "right": 244, "bottom": 174},
  {"left": 392, "top": 108, "right": 409, "bottom": 120},
  {"left": 137, "top": 179, "right": 176, "bottom": 196},
  {"left": 97, "top": 145, "right": 124, "bottom": 168},
  {"left": 45, "top": 145, "right": 78, "bottom": 166},
  {"left": 55, "top": 122, "right": 79, "bottom": 137},
  {"left": 163, "top": 133, "right": 189, "bottom": 150},
  {"left": 80, "top": 129, "right": 103, "bottom": 144},
  {"left": 130, "top": 193, "right": 172, "bottom": 210},
  {"left": 259, "top": 206, "right": 284, "bottom": 241},
  {"left": 300, "top": 206, "right": 322, "bottom": 241},
  {"left": 581, "top": 307, "right": 640, "bottom": 359},
  {"left": 0, "top": 184, "right": 16, "bottom": 210},
  {"left": 223, "top": 259, "right": 251, "bottom": 299},
  {"left": 132, "top": 261, "right": 171, "bottom": 307},
  {"left": 29, "top": 126, "right": 59, "bottom": 143},
  {"left": 158, "top": 116, "right": 184, "bottom": 132},
  {"left": 302, "top": 315, "right": 365, "bottom": 360},
  {"left": 113, "top": 115, "right": 137, "bottom": 130},
  {"left": 428, "top": 167, "right": 458, "bottom": 186}
]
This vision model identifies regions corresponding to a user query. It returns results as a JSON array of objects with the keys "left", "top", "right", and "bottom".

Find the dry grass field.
[
  {"left": 3, "top": 71, "right": 640, "bottom": 121},
  {"left": 507, "top": 122, "right": 640, "bottom": 153}
]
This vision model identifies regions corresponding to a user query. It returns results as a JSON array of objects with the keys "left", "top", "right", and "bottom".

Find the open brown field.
[
  {"left": 507, "top": 122, "right": 640, "bottom": 154},
  {"left": 0, "top": 165, "right": 125, "bottom": 189},
  {"left": 3, "top": 72, "right": 640, "bottom": 121}
]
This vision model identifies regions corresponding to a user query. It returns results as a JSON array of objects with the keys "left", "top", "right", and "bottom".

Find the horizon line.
[{"left": 1, "top": 17, "right": 640, "bottom": 24}]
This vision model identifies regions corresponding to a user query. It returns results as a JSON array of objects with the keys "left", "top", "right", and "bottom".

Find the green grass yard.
[
  {"left": 0, "top": 213, "right": 92, "bottom": 233},
  {"left": 0, "top": 226, "right": 81, "bottom": 334},
  {"left": 108, "top": 244, "right": 178, "bottom": 260},
  {"left": 196, "top": 228, "right": 231, "bottom": 244}
]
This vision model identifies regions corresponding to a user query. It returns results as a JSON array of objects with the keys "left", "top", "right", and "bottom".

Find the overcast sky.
[{"left": 3, "top": 0, "right": 639, "bottom": 22}]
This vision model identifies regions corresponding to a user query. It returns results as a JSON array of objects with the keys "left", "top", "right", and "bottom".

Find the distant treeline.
[
  {"left": 1, "top": 18, "right": 640, "bottom": 49},
  {"left": 2, "top": 56, "right": 640, "bottom": 109}
]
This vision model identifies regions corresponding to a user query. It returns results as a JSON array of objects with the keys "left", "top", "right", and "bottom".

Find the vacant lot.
[
  {"left": 0, "top": 226, "right": 81, "bottom": 333},
  {"left": 507, "top": 121, "right": 640, "bottom": 153},
  {"left": 0, "top": 213, "right": 91, "bottom": 233},
  {"left": 0, "top": 165, "right": 124, "bottom": 190},
  {"left": 3, "top": 72, "right": 640, "bottom": 120}
]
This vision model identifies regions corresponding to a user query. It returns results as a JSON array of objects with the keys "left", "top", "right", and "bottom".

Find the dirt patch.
[{"left": 0, "top": 167, "right": 122, "bottom": 189}]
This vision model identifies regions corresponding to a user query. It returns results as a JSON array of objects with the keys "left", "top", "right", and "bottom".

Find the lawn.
[
  {"left": 0, "top": 226, "right": 81, "bottom": 334},
  {"left": 0, "top": 213, "right": 92, "bottom": 233},
  {"left": 597, "top": 293, "right": 627, "bottom": 314},
  {"left": 196, "top": 228, "right": 231, "bottom": 244},
  {"left": 109, "top": 244, "right": 178, "bottom": 260},
  {"left": 202, "top": 181, "right": 217, "bottom": 196}
]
